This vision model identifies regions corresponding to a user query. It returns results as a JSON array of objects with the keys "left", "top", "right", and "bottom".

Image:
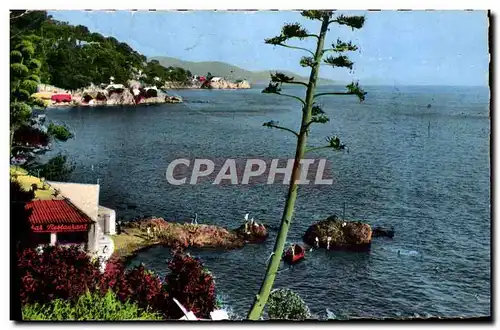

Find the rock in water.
[
  {"left": 372, "top": 226, "right": 395, "bottom": 238},
  {"left": 303, "top": 215, "right": 372, "bottom": 251},
  {"left": 234, "top": 222, "right": 268, "bottom": 243}
]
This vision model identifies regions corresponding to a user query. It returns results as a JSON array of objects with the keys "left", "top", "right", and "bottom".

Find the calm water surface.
[{"left": 45, "top": 85, "right": 490, "bottom": 318}]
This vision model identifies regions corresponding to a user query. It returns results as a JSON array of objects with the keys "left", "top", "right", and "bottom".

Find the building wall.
[
  {"left": 47, "top": 182, "right": 101, "bottom": 253},
  {"left": 98, "top": 205, "right": 116, "bottom": 235}
]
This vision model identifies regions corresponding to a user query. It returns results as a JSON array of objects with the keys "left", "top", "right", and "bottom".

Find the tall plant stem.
[{"left": 247, "top": 16, "right": 330, "bottom": 320}]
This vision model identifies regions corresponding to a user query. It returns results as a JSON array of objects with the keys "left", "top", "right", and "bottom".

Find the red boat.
[{"left": 283, "top": 244, "right": 305, "bottom": 265}]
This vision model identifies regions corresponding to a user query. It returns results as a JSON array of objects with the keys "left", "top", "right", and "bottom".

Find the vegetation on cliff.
[
  {"left": 112, "top": 217, "right": 268, "bottom": 260},
  {"left": 16, "top": 244, "right": 218, "bottom": 320},
  {"left": 10, "top": 11, "right": 193, "bottom": 91},
  {"left": 303, "top": 215, "right": 372, "bottom": 250},
  {"left": 22, "top": 291, "right": 163, "bottom": 321}
]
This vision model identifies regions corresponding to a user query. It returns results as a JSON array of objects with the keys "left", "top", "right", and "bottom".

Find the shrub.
[
  {"left": 13, "top": 124, "right": 49, "bottom": 147},
  {"left": 267, "top": 288, "right": 311, "bottom": 320},
  {"left": 99, "top": 257, "right": 129, "bottom": 301},
  {"left": 22, "top": 290, "right": 162, "bottom": 320},
  {"left": 29, "top": 153, "right": 75, "bottom": 181},
  {"left": 165, "top": 253, "right": 216, "bottom": 319},
  {"left": 47, "top": 122, "right": 73, "bottom": 141},
  {"left": 18, "top": 245, "right": 101, "bottom": 305},
  {"left": 122, "top": 264, "right": 167, "bottom": 313}
]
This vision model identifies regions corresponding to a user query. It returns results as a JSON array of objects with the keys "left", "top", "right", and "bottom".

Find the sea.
[{"left": 44, "top": 84, "right": 491, "bottom": 319}]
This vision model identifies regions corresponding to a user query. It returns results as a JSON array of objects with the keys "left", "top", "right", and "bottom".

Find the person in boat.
[{"left": 290, "top": 243, "right": 296, "bottom": 257}]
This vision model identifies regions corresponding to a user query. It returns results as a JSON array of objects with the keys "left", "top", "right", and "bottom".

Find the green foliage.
[
  {"left": 10, "top": 102, "right": 33, "bottom": 129},
  {"left": 10, "top": 10, "right": 191, "bottom": 90},
  {"left": 10, "top": 38, "right": 43, "bottom": 135},
  {"left": 270, "top": 72, "right": 294, "bottom": 84},
  {"left": 326, "top": 135, "right": 342, "bottom": 150},
  {"left": 281, "top": 23, "right": 309, "bottom": 39},
  {"left": 301, "top": 10, "right": 334, "bottom": 21},
  {"left": 265, "top": 22, "right": 311, "bottom": 46},
  {"left": 324, "top": 55, "right": 354, "bottom": 70},
  {"left": 10, "top": 63, "right": 29, "bottom": 78},
  {"left": 310, "top": 104, "right": 329, "bottom": 124},
  {"left": 47, "top": 123, "right": 74, "bottom": 141},
  {"left": 267, "top": 289, "right": 311, "bottom": 320},
  {"left": 346, "top": 81, "right": 367, "bottom": 102},
  {"left": 333, "top": 14, "right": 366, "bottom": 30},
  {"left": 300, "top": 56, "right": 315, "bottom": 68},
  {"left": 142, "top": 62, "right": 192, "bottom": 87},
  {"left": 330, "top": 38, "right": 359, "bottom": 52},
  {"left": 20, "top": 79, "right": 38, "bottom": 92},
  {"left": 10, "top": 50, "right": 23, "bottom": 62},
  {"left": 22, "top": 291, "right": 162, "bottom": 321}
]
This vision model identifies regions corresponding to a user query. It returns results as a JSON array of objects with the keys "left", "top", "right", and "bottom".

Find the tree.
[{"left": 247, "top": 10, "right": 366, "bottom": 320}]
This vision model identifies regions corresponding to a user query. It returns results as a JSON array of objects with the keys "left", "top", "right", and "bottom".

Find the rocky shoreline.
[
  {"left": 112, "top": 214, "right": 394, "bottom": 266},
  {"left": 36, "top": 78, "right": 252, "bottom": 108},
  {"left": 164, "top": 78, "right": 251, "bottom": 90},
  {"left": 111, "top": 217, "right": 268, "bottom": 262}
]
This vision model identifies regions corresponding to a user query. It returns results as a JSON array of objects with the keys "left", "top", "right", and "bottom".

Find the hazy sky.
[{"left": 49, "top": 10, "right": 489, "bottom": 86}]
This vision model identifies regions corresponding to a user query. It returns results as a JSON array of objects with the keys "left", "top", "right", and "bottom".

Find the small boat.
[{"left": 283, "top": 244, "right": 305, "bottom": 265}]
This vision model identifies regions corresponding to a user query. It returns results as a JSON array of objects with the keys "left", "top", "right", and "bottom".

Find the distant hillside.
[{"left": 150, "top": 56, "right": 335, "bottom": 85}]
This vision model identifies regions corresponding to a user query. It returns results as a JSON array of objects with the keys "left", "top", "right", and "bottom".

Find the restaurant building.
[{"left": 25, "top": 199, "right": 99, "bottom": 251}]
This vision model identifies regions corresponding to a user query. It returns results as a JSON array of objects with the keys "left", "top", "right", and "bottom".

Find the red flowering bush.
[
  {"left": 165, "top": 253, "right": 216, "bottom": 319},
  {"left": 18, "top": 245, "right": 101, "bottom": 305},
  {"left": 103, "top": 252, "right": 217, "bottom": 319},
  {"left": 99, "top": 257, "right": 129, "bottom": 301},
  {"left": 17, "top": 244, "right": 217, "bottom": 320},
  {"left": 123, "top": 264, "right": 168, "bottom": 313}
]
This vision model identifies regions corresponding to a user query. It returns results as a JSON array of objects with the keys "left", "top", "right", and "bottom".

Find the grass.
[
  {"left": 111, "top": 227, "right": 159, "bottom": 260},
  {"left": 10, "top": 166, "right": 56, "bottom": 200}
]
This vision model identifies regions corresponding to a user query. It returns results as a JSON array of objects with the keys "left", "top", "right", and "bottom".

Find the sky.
[{"left": 49, "top": 10, "right": 489, "bottom": 86}]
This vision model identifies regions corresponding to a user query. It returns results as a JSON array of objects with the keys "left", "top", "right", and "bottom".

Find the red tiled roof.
[{"left": 25, "top": 199, "right": 94, "bottom": 225}]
